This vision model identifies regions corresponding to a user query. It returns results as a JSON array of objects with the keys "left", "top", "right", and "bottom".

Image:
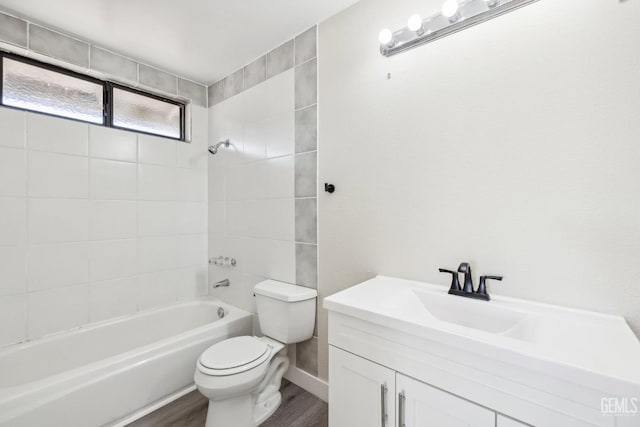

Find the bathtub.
[{"left": 0, "top": 299, "right": 252, "bottom": 427}]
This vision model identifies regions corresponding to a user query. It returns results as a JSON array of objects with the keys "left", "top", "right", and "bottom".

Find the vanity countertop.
[{"left": 324, "top": 276, "right": 640, "bottom": 394}]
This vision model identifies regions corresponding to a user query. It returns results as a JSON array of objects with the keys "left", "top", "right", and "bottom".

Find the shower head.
[{"left": 208, "top": 139, "right": 230, "bottom": 155}]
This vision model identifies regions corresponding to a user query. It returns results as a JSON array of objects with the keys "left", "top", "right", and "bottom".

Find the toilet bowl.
[{"left": 194, "top": 280, "right": 317, "bottom": 427}]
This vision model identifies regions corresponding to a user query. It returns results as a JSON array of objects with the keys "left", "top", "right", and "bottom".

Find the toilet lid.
[{"left": 199, "top": 336, "right": 269, "bottom": 371}]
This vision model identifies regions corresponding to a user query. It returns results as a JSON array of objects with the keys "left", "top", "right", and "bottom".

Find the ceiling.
[{"left": 0, "top": 0, "right": 359, "bottom": 85}]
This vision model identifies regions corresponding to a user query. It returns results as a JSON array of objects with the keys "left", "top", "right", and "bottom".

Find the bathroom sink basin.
[{"left": 412, "top": 290, "right": 531, "bottom": 336}]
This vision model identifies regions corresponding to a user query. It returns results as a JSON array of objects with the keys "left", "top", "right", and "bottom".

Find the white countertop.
[{"left": 324, "top": 276, "right": 640, "bottom": 392}]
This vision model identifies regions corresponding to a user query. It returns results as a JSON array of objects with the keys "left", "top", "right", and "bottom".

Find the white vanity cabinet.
[
  {"left": 329, "top": 346, "right": 395, "bottom": 427},
  {"left": 397, "top": 373, "right": 494, "bottom": 427},
  {"left": 330, "top": 346, "right": 495, "bottom": 427}
]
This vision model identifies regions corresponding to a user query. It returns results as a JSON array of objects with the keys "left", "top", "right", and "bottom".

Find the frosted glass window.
[
  {"left": 2, "top": 57, "right": 104, "bottom": 124},
  {"left": 112, "top": 87, "right": 182, "bottom": 139}
]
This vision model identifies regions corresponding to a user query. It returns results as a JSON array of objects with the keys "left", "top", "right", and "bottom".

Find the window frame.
[{"left": 0, "top": 51, "right": 185, "bottom": 141}]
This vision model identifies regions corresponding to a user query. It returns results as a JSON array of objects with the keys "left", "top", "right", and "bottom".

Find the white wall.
[
  {"left": 0, "top": 106, "right": 209, "bottom": 346},
  {"left": 208, "top": 70, "right": 296, "bottom": 315},
  {"left": 317, "top": 0, "right": 640, "bottom": 379}
]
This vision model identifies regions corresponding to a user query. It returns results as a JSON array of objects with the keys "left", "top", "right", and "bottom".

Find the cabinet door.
[
  {"left": 397, "top": 373, "right": 495, "bottom": 427},
  {"left": 329, "top": 346, "right": 396, "bottom": 427},
  {"left": 497, "top": 415, "right": 530, "bottom": 427}
]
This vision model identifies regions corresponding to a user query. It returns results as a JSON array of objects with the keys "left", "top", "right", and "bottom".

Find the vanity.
[{"left": 324, "top": 276, "right": 640, "bottom": 427}]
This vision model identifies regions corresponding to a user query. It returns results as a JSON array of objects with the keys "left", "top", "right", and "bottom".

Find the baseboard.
[{"left": 284, "top": 365, "right": 328, "bottom": 403}]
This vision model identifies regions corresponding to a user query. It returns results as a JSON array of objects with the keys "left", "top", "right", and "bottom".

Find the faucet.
[
  {"left": 213, "top": 278, "right": 230, "bottom": 288},
  {"left": 457, "top": 262, "right": 474, "bottom": 294},
  {"left": 438, "top": 262, "right": 503, "bottom": 301}
]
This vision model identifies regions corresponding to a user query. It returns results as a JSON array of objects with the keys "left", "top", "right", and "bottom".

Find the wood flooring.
[{"left": 128, "top": 380, "right": 327, "bottom": 427}]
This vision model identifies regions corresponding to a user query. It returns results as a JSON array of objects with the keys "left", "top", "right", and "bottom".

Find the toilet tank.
[{"left": 254, "top": 280, "right": 317, "bottom": 344}]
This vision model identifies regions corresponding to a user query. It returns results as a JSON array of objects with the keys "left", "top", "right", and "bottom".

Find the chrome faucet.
[
  {"left": 438, "top": 262, "right": 502, "bottom": 301},
  {"left": 213, "top": 278, "right": 230, "bottom": 288}
]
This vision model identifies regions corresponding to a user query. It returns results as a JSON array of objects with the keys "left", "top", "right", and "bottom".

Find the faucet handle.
[
  {"left": 439, "top": 268, "right": 461, "bottom": 292},
  {"left": 477, "top": 275, "right": 502, "bottom": 298}
]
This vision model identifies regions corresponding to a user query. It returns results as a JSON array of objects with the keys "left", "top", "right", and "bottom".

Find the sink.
[{"left": 412, "top": 289, "right": 533, "bottom": 337}]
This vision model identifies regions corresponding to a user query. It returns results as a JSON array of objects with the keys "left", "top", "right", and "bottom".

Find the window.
[{"left": 0, "top": 52, "right": 184, "bottom": 140}]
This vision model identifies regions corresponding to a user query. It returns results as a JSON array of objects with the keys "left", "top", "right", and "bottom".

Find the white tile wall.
[
  {"left": 27, "top": 113, "right": 88, "bottom": 156},
  {"left": 29, "top": 151, "right": 88, "bottom": 198},
  {"left": 0, "top": 147, "right": 26, "bottom": 197},
  {"left": 208, "top": 69, "right": 296, "bottom": 314},
  {"left": 89, "top": 126, "right": 138, "bottom": 163},
  {"left": 0, "top": 106, "right": 209, "bottom": 347}
]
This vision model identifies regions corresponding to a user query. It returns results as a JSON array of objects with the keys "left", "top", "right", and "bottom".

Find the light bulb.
[
  {"left": 378, "top": 28, "right": 394, "bottom": 46},
  {"left": 441, "top": 0, "right": 460, "bottom": 21},
  {"left": 407, "top": 14, "right": 424, "bottom": 35},
  {"left": 484, "top": 0, "right": 498, "bottom": 7}
]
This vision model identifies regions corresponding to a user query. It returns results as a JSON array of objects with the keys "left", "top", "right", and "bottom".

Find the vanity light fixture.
[
  {"left": 379, "top": 0, "right": 538, "bottom": 57},
  {"left": 378, "top": 28, "right": 395, "bottom": 47},
  {"left": 441, "top": 0, "right": 460, "bottom": 22},
  {"left": 407, "top": 14, "right": 426, "bottom": 36}
]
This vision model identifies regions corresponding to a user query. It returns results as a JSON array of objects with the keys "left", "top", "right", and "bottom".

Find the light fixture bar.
[{"left": 380, "top": 0, "right": 539, "bottom": 57}]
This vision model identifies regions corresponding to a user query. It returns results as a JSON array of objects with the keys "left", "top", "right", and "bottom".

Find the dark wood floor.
[{"left": 128, "top": 380, "right": 327, "bottom": 427}]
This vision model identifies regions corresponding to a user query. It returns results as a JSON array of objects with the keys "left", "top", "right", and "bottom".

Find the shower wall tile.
[
  {"left": 139, "top": 64, "right": 178, "bottom": 95},
  {"left": 89, "top": 200, "right": 138, "bottom": 241},
  {"left": 89, "top": 158, "right": 137, "bottom": 200},
  {"left": 138, "top": 201, "right": 176, "bottom": 237},
  {"left": 295, "top": 105, "right": 317, "bottom": 153},
  {"left": 296, "top": 243, "right": 317, "bottom": 289},
  {"left": 89, "top": 126, "right": 138, "bottom": 163},
  {"left": 295, "top": 151, "right": 317, "bottom": 197},
  {"left": 206, "top": 26, "right": 318, "bottom": 379},
  {"left": 244, "top": 56, "right": 267, "bottom": 90},
  {"left": 178, "top": 78, "right": 207, "bottom": 107},
  {"left": 0, "top": 198, "right": 27, "bottom": 246},
  {"left": 138, "top": 164, "right": 177, "bottom": 201},
  {"left": 29, "top": 25, "right": 89, "bottom": 67},
  {"left": 267, "top": 40, "right": 294, "bottom": 79},
  {"left": 28, "top": 151, "right": 88, "bottom": 198},
  {"left": 295, "top": 59, "right": 317, "bottom": 110},
  {"left": 223, "top": 69, "right": 244, "bottom": 99},
  {"left": 89, "top": 277, "right": 138, "bottom": 322},
  {"left": 0, "top": 147, "right": 26, "bottom": 197},
  {"left": 27, "top": 284, "right": 89, "bottom": 339},
  {"left": 89, "top": 239, "right": 138, "bottom": 282},
  {"left": 295, "top": 198, "right": 317, "bottom": 244},
  {"left": 90, "top": 46, "right": 138, "bottom": 83},
  {"left": 0, "top": 295, "right": 27, "bottom": 346},
  {"left": 295, "top": 27, "right": 317, "bottom": 66},
  {"left": 0, "top": 108, "right": 26, "bottom": 149},
  {"left": 27, "top": 113, "right": 89, "bottom": 156},
  {"left": 0, "top": 10, "right": 214, "bottom": 344},
  {"left": 208, "top": 81, "right": 225, "bottom": 106},
  {"left": 0, "top": 12, "right": 27, "bottom": 47},
  {"left": 28, "top": 199, "right": 89, "bottom": 244},
  {"left": 0, "top": 106, "right": 209, "bottom": 345},
  {"left": 0, "top": 246, "right": 27, "bottom": 296},
  {"left": 139, "top": 134, "right": 177, "bottom": 167},
  {"left": 296, "top": 336, "right": 318, "bottom": 376},
  {"left": 29, "top": 242, "right": 89, "bottom": 291}
]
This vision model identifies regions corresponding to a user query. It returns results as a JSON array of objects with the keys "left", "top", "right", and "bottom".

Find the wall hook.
[{"left": 325, "top": 183, "right": 335, "bottom": 193}]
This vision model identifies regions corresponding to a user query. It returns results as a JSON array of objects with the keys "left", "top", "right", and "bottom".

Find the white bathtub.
[{"left": 0, "top": 299, "right": 252, "bottom": 427}]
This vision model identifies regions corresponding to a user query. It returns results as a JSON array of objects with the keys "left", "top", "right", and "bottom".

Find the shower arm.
[{"left": 208, "top": 139, "right": 230, "bottom": 155}]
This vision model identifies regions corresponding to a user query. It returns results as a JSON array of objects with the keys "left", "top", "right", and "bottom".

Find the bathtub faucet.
[{"left": 213, "top": 279, "right": 230, "bottom": 288}]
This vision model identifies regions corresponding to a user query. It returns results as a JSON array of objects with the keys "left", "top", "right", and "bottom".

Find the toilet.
[{"left": 194, "top": 280, "right": 317, "bottom": 427}]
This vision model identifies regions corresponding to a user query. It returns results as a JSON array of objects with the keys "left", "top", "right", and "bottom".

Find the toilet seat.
[{"left": 198, "top": 336, "right": 272, "bottom": 376}]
